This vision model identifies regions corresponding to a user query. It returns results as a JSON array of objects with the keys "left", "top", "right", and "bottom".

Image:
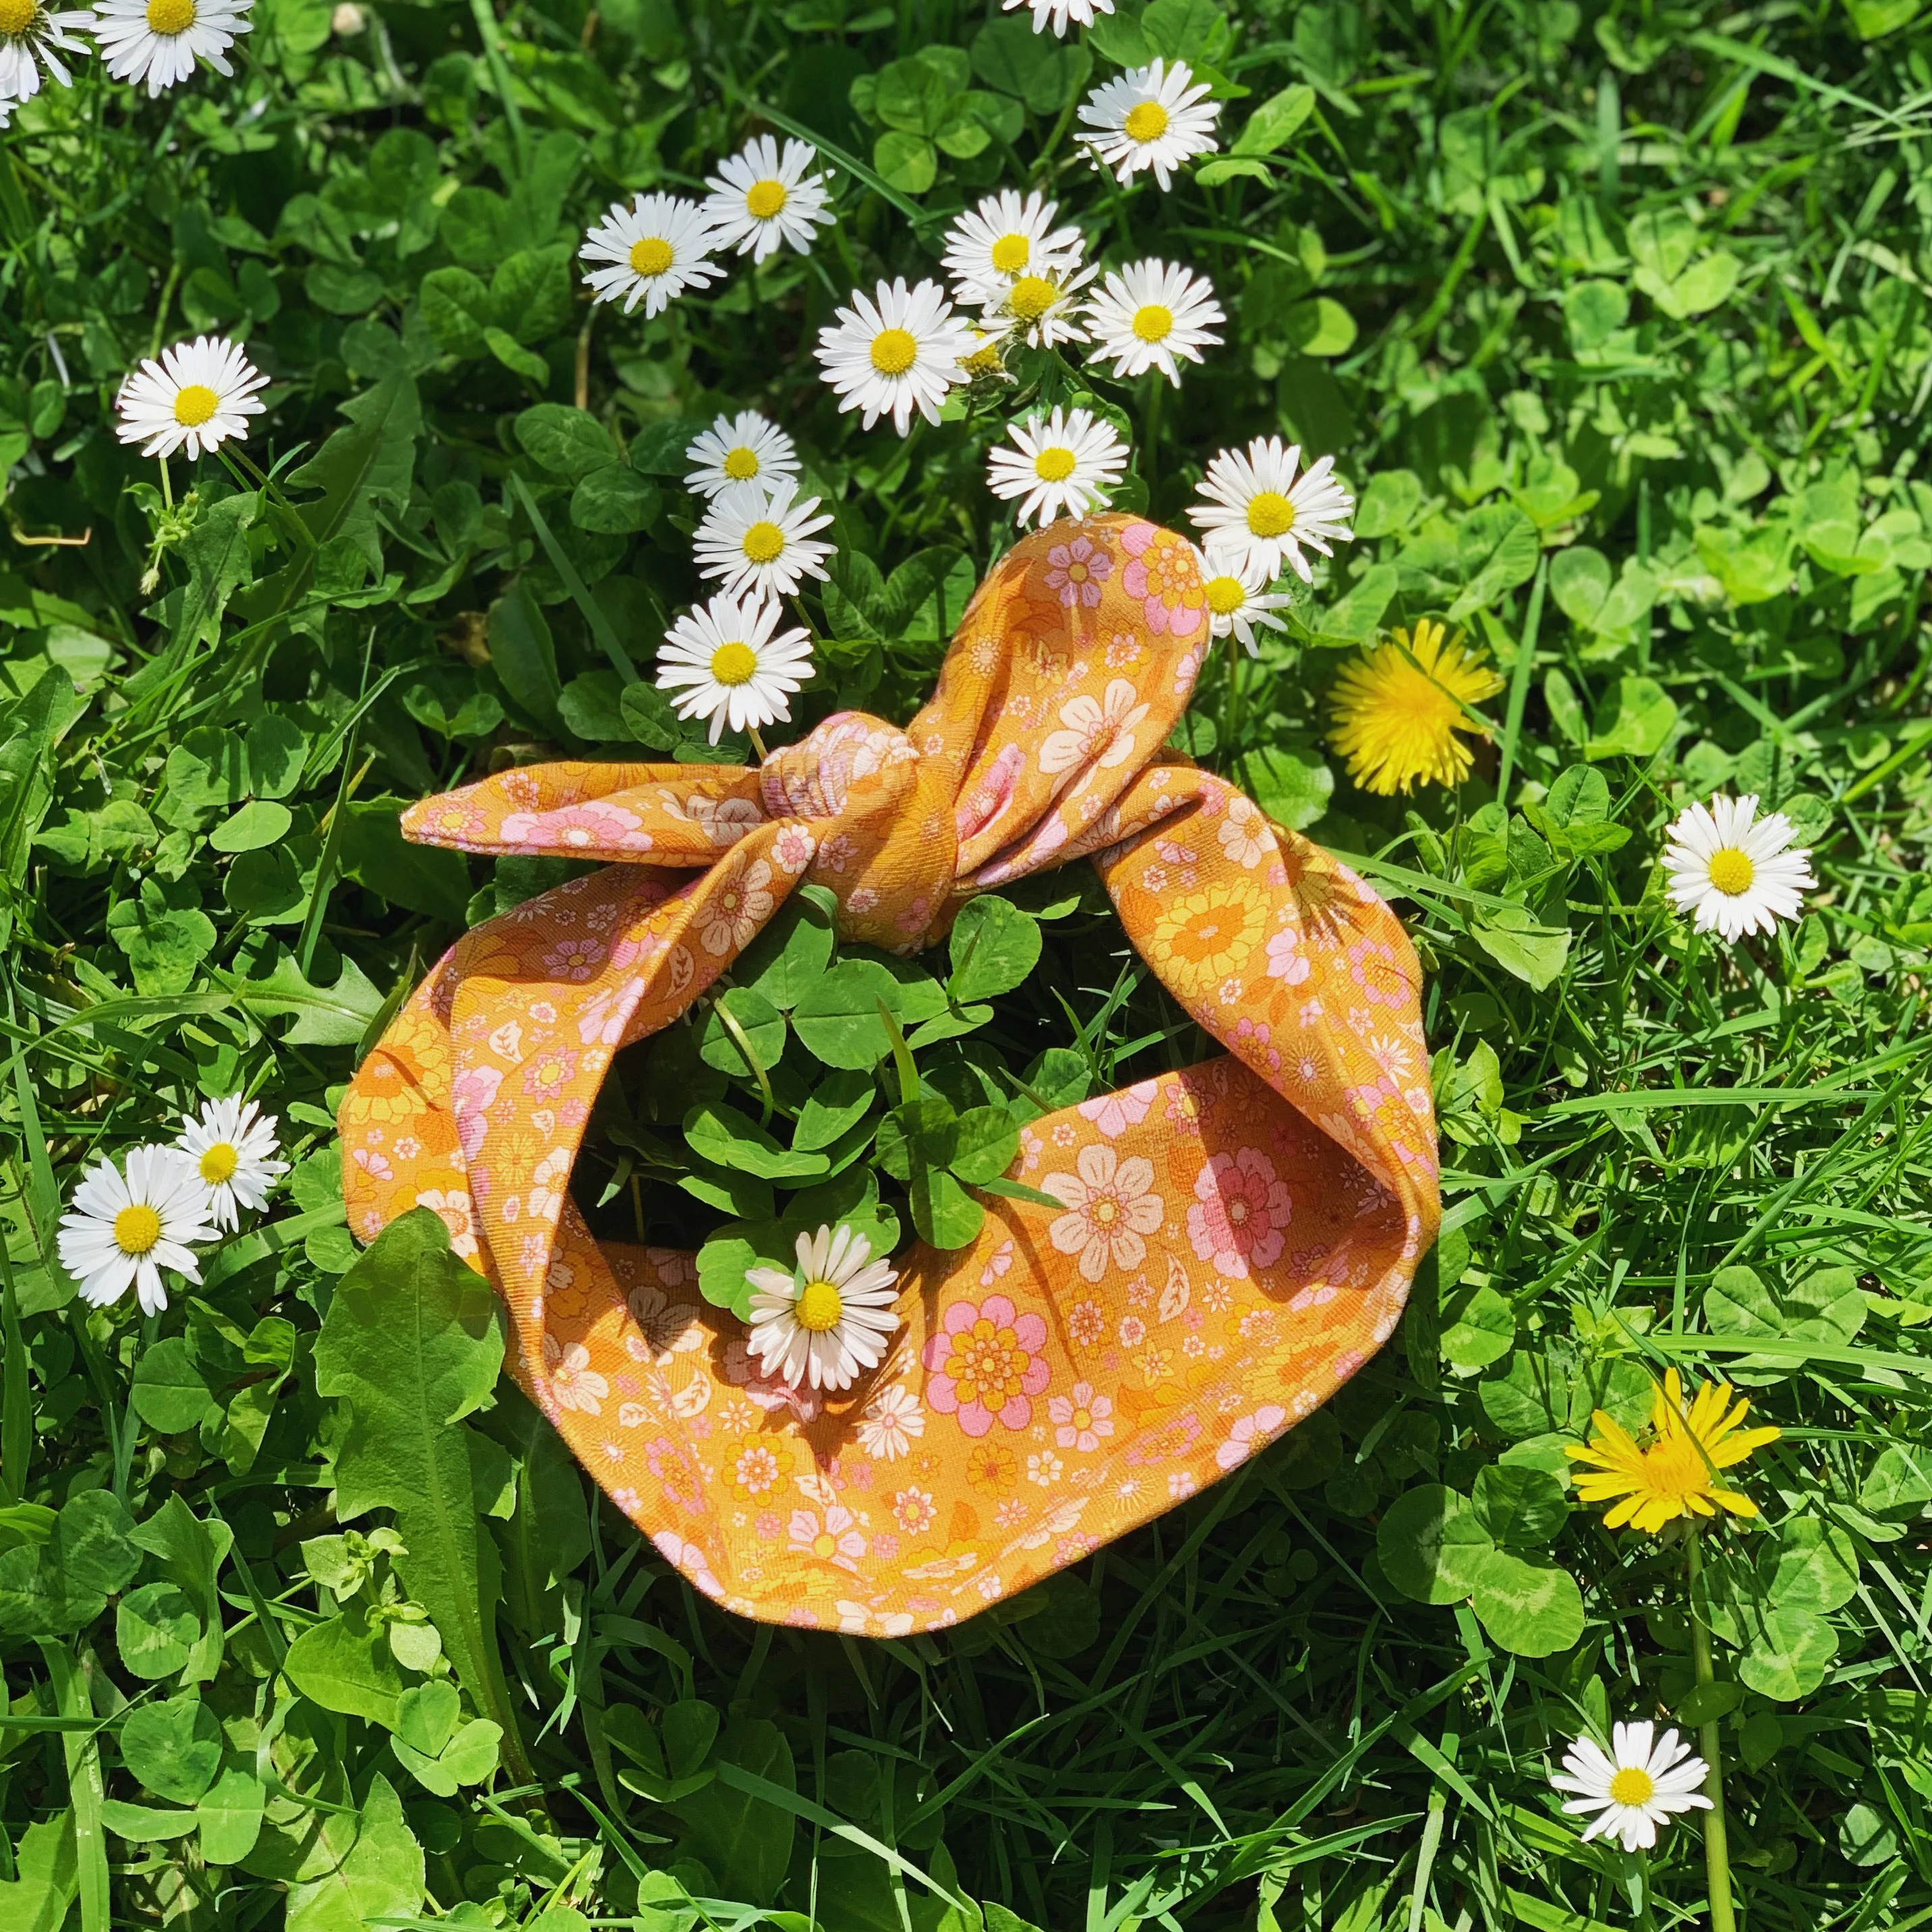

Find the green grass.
[{"left": 3, "top": 1, "right": 1932, "bottom": 1929}]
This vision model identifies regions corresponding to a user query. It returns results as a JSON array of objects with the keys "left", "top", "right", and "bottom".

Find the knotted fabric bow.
[{"left": 341, "top": 515, "right": 1440, "bottom": 1635}]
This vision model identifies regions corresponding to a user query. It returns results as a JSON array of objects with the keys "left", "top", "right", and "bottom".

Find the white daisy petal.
[
  {"left": 985, "top": 405, "right": 1129, "bottom": 529},
  {"left": 813, "top": 276, "right": 977, "bottom": 436},
  {"left": 745, "top": 1221, "right": 900, "bottom": 1393},
  {"left": 92, "top": 0, "right": 250, "bottom": 96},
  {"left": 57, "top": 1142, "right": 220, "bottom": 1316},
  {"left": 1082, "top": 258, "right": 1224, "bottom": 389},
  {"left": 115, "top": 334, "right": 268, "bottom": 463},
  {"left": 1194, "top": 543, "right": 1294, "bottom": 654},
  {"left": 691, "top": 478, "right": 835, "bottom": 601},
  {"left": 942, "top": 189, "right": 1086, "bottom": 308},
  {"left": 1002, "top": 0, "right": 1113, "bottom": 35},
  {"left": 684, "top": 410, "right": 798, "bottom": 498},
  {"left": 580, "top": 193, "right": 723, "bottom": 318},
  {"left": 0, "top": 2, "right": 92, "bottom": 100},
  {"left": 1662, "top": 792, "right": 1816, "bottom": 943},
  {"left": 175, "top": 1094, "right": 288, "bottom": 1232},
  {"left": 703, "top": 134, "right": 835, "bottom": 264},
  {"left": 1076, "top": 57, "right": 1221, "bottom": 189},
  {"left": 1548, "top": 1721, "right": 1711, "bottom": 1855},
  {"left": 656, "top": 590, "right": 814, "bottom": 747}
]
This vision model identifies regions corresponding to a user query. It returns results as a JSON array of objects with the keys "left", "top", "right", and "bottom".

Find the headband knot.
[{"left": 343, "top": 513, "right": 1440, "bottom": 1635}]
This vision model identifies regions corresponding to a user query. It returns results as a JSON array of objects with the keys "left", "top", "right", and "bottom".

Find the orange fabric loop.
[{"left": 341, "top": 515, "right": 1440, "bottom": 1635}]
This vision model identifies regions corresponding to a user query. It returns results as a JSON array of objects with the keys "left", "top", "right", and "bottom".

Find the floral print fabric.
[{"left": 340, "top": 514, "right": 1440, "bottom": 1635}]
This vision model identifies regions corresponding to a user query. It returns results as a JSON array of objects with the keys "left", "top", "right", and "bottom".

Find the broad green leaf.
[
  {"left": 1860, "top": 1444, "right": 1932, "bottom": 1517},
  {"left": 282, "top": 1608, "right": 409, "bottom": 1729},
  {"left": 794, "top": 1067, "right": 877, "bottom": 1152},
  {"left": 1740, "top": 1604, "right": 1838, "bottom": 1702},
  {"left": 100, "top": 1801, "right": 198, "bottom": 1842},
  {"left": 1447, "top": 506, "right": 1540, "bottom": 621},
  {"left": 281, "top": 1772, "right": 426, "bottom": 1932},
  {"left": 699, "top": 986, "right": 789, "bottom": 1080},
  {"left": 1469, "top": 1550, "right": 1585, "bottom": 1656},
  {"left": 1585, "top": 675, "right": 1677, "bottom": 761},
  {"left": 684, "top": 1101, "right": 829, "bottom": 1181},
  {"left": 196, "top": 1765, "right": 266, "bottom": 1866},
  {"left": 571, "top": 465, "right": 659, "bottom": 535},
  {"left": 0, "top": 1488, "right": 139, "bottom": 1635},
  {"left": 313, "top": 1210, "right": 527, "bottom": 1778},
  {"left": 911, "top": 1167, "right": 984, "bottom": 1248},
  {"left": 1439, "top": 1283, "right": 1515, "bottom": 1372},
  {"left": 948, "top": 895, "right": 1041, "bottom": 1003},
  {"left": 1376, "top": 1485, "right": 1492, "bottom": 1605},
  {"left": 794, "top": 960, "right": 921, "bottom": 1069},
  {"left": 1471, "top": 1464, "right": 1569, "bottom": 1550},
  {"left": 209, "top": 800, "right": 293, "bottom": 853},
  {"left": 515, "top": 403, "right": 615, "bottom": 480},
  {"left": 1760, "top": 1518, "right": 1860, "bottom": 1615},
  {"left": 669, "top": 1718, "right": 796, "bottom": 1907},
  {"left": 0, "top": 1809, "right": 77, "bottom": 1932},
  {"left": 129, "top": 1494, "right": 232, "bottom": 1683},
  {"left": 947, "top": 1106, "right": 1020, "bottom": 1185},
  {"left": 116, "top": 1582, "right": 201, "bottom": 1680},
  {"left": 1231, "top": 82, "right": 1314, "bottom": 155},
  {"left": 120, "top": 1696, "right": 223, "bottom": 1805},
  {"left": 129, "top": 1337, "right": 218, "bottom": 1434},
  {"left": 734, "top": 887, "right": 838, "bottom": 1010},
  {"left": 1469, "top": 908, "right": 1571, "bottom": 991}
]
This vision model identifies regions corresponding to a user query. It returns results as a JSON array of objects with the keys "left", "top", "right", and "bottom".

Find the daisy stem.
[
  {"left": 158, "top": 457, "right": 173, "bottom": 513},
  {"left": 1685, "top": 1529, "right": 1739, "bottom": 1932},
  {"left": 747, "top": 725, "right": 769, "bottom": 763},
  {"left": 111, "top": 1314, "right": 156, "bottom": 1504}
]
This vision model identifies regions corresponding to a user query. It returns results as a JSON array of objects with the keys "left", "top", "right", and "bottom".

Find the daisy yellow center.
[
  {"left": 709, "top": 641, "right": 757, "bottom": 686},
  {"left": 0, "top": 0, "right": 37, "bottom": 33},
  {"left": 1008, "top": 275, "right": 1058, "bottom": 320},
  {"left": 198, "top": 1142, "right": 239, "bottom": 1185},
  {"left": 1608, "top": 1767, "right": 1656, "bottom": 1807},
  {"left": 1034, "top": 446, "right": 1077, "bottom": 482},
  {"left": 722, "top": 446, "right": 760, "bottom": 480},
  {"left": 740, "top": 521, "right": 786, "bottom": 564},
  {"left": 796, "top": 1279, "right": 844, "bottom": 1333},
  {"left": 745, "top": 179, "right": 788, "bottom": 219},
  {"left": 146, "top": 0, "right": 195, "bottom": 32},
  {"left": 629, "top": 235, "right": 674, "bottom": 278},
  {"left": 1707, "top": 848, "right": 1755, "bottom": 896},
  {"left": 990, "top": 233, "right": 1030, "bottom": 272},
  {"left": 962, "top": 341, "right": 1004, "bottom": 376},
  {"left": 114, "top": 1204, "right": 163, "bottom": 1256},
  {"left": 1247, "top": 490, "right": 1297, "bottom": 537},
  {"left": 1132, "top": 303, "right": 1173, "bottom": 343},
  {"left": 1125, "top": 100, "right": 1171, "bottom": 143},
  {"left": 871, "top": 327, "right": 919, "bottom": 375},
  {"left": 1206, "top": 574, "right": 1246, "bottom": 616},
  {"left": 173, "top": 384, "right": 220, "bottom": 428}
]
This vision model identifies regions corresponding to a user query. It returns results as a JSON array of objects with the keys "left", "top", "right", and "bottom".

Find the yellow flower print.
[{"left": 1146, "top": 881, "right": 1269, "bottom": 999}]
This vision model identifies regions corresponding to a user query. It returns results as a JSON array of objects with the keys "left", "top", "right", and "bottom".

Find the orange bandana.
[{"left": 341, "top": 515, "right": 1439, "bottom": 1635}]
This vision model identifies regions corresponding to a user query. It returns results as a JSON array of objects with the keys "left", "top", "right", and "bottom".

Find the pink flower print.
[
  {"left": 415, "top": 1187, "right": 479, "bottom": 1260},
  {"left": 817, "top": 831, "right": 858, "bottom": 874},
  {"left": 789, "top": 1504, "right": 867, "bottom": 1572},
  {"left": 544, "top": 1335, "right": 608, "bottom": 1416},
  {"left": 1078, "top": 1078, "right": 1158, "bottom": 1138},
  {"left": 1067, "top": 1298, "right": 1105, "bottom": 1348},
  {"left": 699, "top": 856, "right": 775, "bottom": 956},
  {"left": 957, "top": 742, "right": 1026, "bottom": 844},
  {"left": 541, "top": 934, "right": 607, "bottom": 984},
  {"left": 450, "top": 1064, "right": 503, "bottom": 1162},
  {"left": 1045, "top": 1143, "right": 1163, "bottom": 1282},
  {"left": 520, "top": 1047, "right": 579, "bottom": 1103},
  {"left": 1265, "top": 925, "right": 1311, "bottom": 986},
  {"left": 1186, "top": 1146, "right": 1293, "bottom": 1277},
  {"left": 498, "top": 800, "right": 650, "bottom": 852},
  {"left": 577, "top": 979, "right": 642, "bottom": 1047},
  {"left": 1045, "top": 534, "right": 1113, "bottom": 608},
  {"left": 1039, "top": 679, "right": 1151, "bottom": 779},
  {"left": 773, "top": 823, "right": 817, "bottom": 874},
  {"left": 1120, "top": 522, "right": 1205, "bottom": 638},
  {"left": 1049, "top": 1381, "right": 1115, "bottom": 1453},
  {"left": 1349, "top": 937, "right": 1409, "bottom": 1009},
  {"left": 651, "top": 1530, "right": 724, "bottom": 1600},
  {"left": 921, "top": 1294, "right": 1051, "bottom": 1436},
  {"left": 980, "top": 1238, "right": 1014, "bottom": 1285},
  {"left": 1216, "top": 1405, "right": 1289, "bottom": 1471}
]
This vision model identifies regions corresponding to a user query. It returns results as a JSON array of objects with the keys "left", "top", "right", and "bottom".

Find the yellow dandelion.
[
  {"left": 1327, "top": 618, "right": 1504, "bottom": 796},
  {"left": 1567, "top": 1368, "right": 1782, "bottom": 1535}
]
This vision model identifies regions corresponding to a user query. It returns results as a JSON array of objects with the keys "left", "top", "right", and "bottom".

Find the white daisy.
[
  {"left": 703, "top": 134, "right": 835, "bottom": 264},
  {"left": 958, "top": 324, "right": 1014, "bottom": 387},
  {"left": 683, "top": 410, "right": 798, "bottom": 498},
  {"left": 1003, "top": 0, "right": 1113, "bottom": 34},
  {"left": 987, "top": 406, "right": 1128, "bottom": 529},
  {"left": 1082, "top": 258, "right": 1225, "bottom": 388},
  {"left": 1196, "top": 548, "right": 1293, "bottom": 655},
  {"left": 1551, "top": 1722, "right": 1713, "bottom": 1853},
  {"left": 693, "top": 478, "right": 835, "bottom": 600},
  {"left": 579, "top": 194, "right": 722, "bottom": 318},
  {"left": 657, "top": 591, "right": 814, "bottom": 747},
  {"left": 1076, "top": 58, "right": 1221, "bottom": 190},
  {"left": 983, "top": 263, "right": 1094, "bottom": 351},
  {"left": 1187, "top": 436, "right": 1354, "bottom": 583},
  {"left": 814, "top": 276, "right": 976, "bottom": 435},
  {"left": 57, "top": 1144, "right": 218, "bottom": 1318},
  {"left": 175, "top": 1095, "right": 288, "bottom": 1233},
  {"left": 91, "top": 0, "right": 252, "bottom": 96},
  {"left": 1662, "top": 793, "right": 1816, "bottom": 942},
  {"left": 746, "top": 1223, "right": 900, "bottom": 1393},
  {"left": 115, "top": 334, "right": 268, "bottom": 462},
  {"left": 0, "top": 0, "right": 92, "bottom": 105},
  {"left": 941, "top": 189, "right": 1085, "bottom": 308}
]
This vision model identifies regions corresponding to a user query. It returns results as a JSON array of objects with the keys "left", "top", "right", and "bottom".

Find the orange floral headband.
[{"left": 339, "top": 514, "right": 1440, "bottom": 1635}]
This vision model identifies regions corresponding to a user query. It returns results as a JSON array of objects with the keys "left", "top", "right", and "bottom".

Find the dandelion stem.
[{"left": 1686, "top": 1530, "right": 1738, "bottom": 1932}]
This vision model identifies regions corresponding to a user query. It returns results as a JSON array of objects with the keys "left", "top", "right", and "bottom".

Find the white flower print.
[
  {"left": 544, "top": 1335, "right": 609, "bottom": 1417},
  {"left": 1217, "top": 795, "right": 1273, "bottom": 869},
  {"left": 1038, "top": 678, "right": 1151, "bottom": 778},
  {"left": 1044, "top": 1142, "right": 1164, "bottom": 1281}
]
